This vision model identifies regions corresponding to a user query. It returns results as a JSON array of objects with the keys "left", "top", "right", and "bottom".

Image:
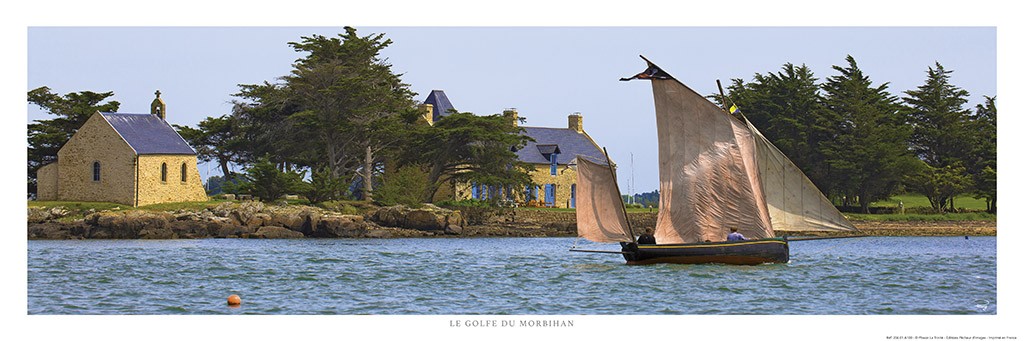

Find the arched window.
[
  {"left": 92, "top": 161, "right": 101, "bottom": 181},
  {"left": 161, "top": 163, "right": 168, "bottom": 182},
  {"left": 180, "top": 163, "right": 187, "bottom": 182}
]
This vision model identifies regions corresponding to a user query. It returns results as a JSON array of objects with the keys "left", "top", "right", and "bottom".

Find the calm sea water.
[{"left": 27, "top": 236, "right": 996, "bottom": 315}]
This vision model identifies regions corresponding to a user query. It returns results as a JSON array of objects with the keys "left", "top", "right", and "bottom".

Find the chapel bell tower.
[{"left": 151, "top": 90, "right": 166, "bottom": 120}]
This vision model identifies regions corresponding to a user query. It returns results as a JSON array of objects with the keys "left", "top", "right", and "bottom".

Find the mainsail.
[
  {"left": 575, "top": 157, "right": 633, "bottom": 243},
  {"left": 650, "top": 73, "right": 773, "bottom": 244}
]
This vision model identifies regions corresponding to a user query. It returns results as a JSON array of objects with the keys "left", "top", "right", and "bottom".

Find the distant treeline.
[{"left": 623, "top": 190, "right": 659, "bottom": 208}]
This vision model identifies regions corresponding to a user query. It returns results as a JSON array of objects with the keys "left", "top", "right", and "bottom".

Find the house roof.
[
  {"left": 100, "top": 113, "right": 196, "bottom": 155},
  {"left": 423, "top": 90, "right": 456, "bottom": 122},
  {"left": 516, "top": 127, "right": 607, "bottom": 165}
]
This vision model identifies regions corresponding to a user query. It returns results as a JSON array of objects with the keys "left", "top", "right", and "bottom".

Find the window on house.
[
  {"left": 161, "top": 163, "right": 168, "bottom": 182},
  {"left": 92, "top": 161, "right": 101, "bottom": 181},
  {"left": 550, "top": 153, "right": 558, "bottom": 175},
  {"left": 180, "top": 163, "right": 187, "bottom": 182}
]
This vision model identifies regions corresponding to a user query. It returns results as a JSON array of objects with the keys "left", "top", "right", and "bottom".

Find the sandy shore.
[{"left": 777, "top": 220, "right": 996, "bottom": 237}]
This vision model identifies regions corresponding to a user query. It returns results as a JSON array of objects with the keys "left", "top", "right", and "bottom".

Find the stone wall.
[
  {"left": 504, "top": 208, "right": 658, "bottom": 230},
  {"left": 36, "top": 162, "right": 58, "bottom": 201},
  {"left": 136, "top": 155, "right": 209, "bottom": 206},
  {"left": 56, "top": 113, "right": 138, "bottom": 206}
]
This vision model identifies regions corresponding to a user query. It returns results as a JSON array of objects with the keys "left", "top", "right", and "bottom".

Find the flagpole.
[{"left": 716, "top": 79, "right": 729, "bottom": 111}]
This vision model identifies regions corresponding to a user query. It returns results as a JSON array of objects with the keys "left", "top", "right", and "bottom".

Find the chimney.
[
  {"left": 568, "top": 112, "right": 583, "bottom": 133},
  {"left": 151, "top": 90, "right": 166, "bottom": 120},
  {"left": 419, "top": 103, "right": 434, "bottom": 126},
  {"left": 503, "top": 108, "right": 519, "bottom": 127}
]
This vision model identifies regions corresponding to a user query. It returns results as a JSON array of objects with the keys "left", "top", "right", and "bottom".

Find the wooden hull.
[{"left": 620, "top": 238, "right": 790, "bottom": 265}]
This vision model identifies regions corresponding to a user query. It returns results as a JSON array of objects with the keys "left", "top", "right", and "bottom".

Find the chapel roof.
[{"left": 100, "top": 112, "right": 196, "bottom": 155}]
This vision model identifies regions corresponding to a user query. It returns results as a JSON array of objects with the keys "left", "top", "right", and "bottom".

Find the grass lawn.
[
  {"left": 29, "top": 200, "right": 230, "bottom": 212},
  {"left": 872, "top": 193, "right": 989, "bottom": 211},
  {"left": 516, "top": 193, "right": 994, "bottom": 221}
]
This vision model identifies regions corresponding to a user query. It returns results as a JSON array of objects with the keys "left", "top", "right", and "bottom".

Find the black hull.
[{"left": 621, "top": 238, "right": 789, "bottom": 265}]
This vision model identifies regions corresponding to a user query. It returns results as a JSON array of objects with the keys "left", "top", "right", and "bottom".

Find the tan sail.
[
  {"left": 651, "top": 79, "right": 774, "bottom": 244},
  {"left": 745, "top": 118, "right": 857, "bottom": 232},
  {"left": 575, "top": 156, "right": 633, "bottom": 243}
]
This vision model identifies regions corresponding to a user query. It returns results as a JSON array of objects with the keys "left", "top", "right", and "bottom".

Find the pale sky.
[{"left": 26, "top": 26, "right": 996, "bottom": 195}]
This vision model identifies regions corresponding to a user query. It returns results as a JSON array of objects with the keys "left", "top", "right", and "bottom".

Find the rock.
[
  {"left": 212, "top": 203, "right": 232, "bottom": 217},
  {"left": 315, "top": 215, "right": 367, "bottom": 238},
  {"left": 168, "top": 220, "right": 210, "bottom": 238},
  {"left": 27, "top": 208, "right": 51, "bottom": 224},
  {"left": 406, "top": 210, "right": 445, "bottom": 231},
  {"left": 373, "top": 205, "right": 406, "bottom": 227},
  {"left": 139, "top": 227, "right": 175, "bottom": 239},
  {"left": 214, "top": 223, "right": 256, "bottom": 238},
  {"left": 222, "top": 194, "right": 236, "bottom": 201},
  {"left": 270, "top": 212, "right": 305, "bottom": 231},
  {"left": 252, "top": 226, "right": 305, "bottom": 239},
  {"left": 28, "top": 222, "right": 87, "bottom": 240},
  {"left": 250, "top": 213, "right": 272, "bottom": 227},
  {"left": 445, "top": 224, "right": 463, "bottom": 235},
  {"left": 48, "top": 207, "right": 70, "bottom": 219},
  {"left": 174, "top": 212, "right": 198, "bottom": 221},
  {"left": 229, "top": 201, "right": 264, "bottom": 225}
]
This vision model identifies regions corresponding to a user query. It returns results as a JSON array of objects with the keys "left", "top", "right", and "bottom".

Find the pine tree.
[
  {"left": 969, "top": 96, "right": 996, "bottom": 213},
  {"left": 820, "top": 56, "right": 916, "bottom": 213},
  {"left": 726, "top": 63, "right": 839, "bottom": 196},
  {"left": 903, "top": 62, "right": 975, "bottom": 211},
  {"left": 904, "top": 63, "right": 973, "bottom": 167}
]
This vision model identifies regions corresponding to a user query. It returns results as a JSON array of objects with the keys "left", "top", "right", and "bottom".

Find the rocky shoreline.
[
  {"left": 27, "top": 203, "right": 994, "bottom": 240},
  {"left": 26, "top": 202, "right": 575, "bottom": 240}
]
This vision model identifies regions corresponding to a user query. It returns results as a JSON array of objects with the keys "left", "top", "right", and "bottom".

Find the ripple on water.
[{"left": 26, "top": 237, "right": 997, "bottom": 315}]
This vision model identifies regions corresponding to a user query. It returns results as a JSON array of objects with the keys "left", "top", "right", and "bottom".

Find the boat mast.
[
  {"left": 716, "top": 79, "right": 730, "bottom": 112},
  {"left": 602, "top": 147, "right": 637, "bottom": 242}
]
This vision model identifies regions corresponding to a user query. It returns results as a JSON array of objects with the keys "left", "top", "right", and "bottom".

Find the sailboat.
[{"left": 571, "top": 56, "right": 859, "bottom": 265}]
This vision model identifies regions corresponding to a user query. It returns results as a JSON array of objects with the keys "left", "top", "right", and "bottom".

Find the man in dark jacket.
[{"left": 637, "top": 228, "right": 656, "bottom": 244}]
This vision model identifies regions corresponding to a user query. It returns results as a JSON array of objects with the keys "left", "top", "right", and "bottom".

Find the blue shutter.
[
  {"left": 545, "top": 184, "right": 556, "bottom": 207},
  {"left": 471, "top": 182, "right": 479, "bottom": 199},
  {"left": 550, "top": 153, "right": 558, "bottom": 175},
  {"left": 570, "top": 184, "right": 576, "bottom": 208}
]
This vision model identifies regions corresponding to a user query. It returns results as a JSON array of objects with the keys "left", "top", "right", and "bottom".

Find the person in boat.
[
  {"left": 637, "top": 228, "right": 656, "bottom": 245},
  {"left": 727, "top": 227, "right": 747, "bottom": 241}
]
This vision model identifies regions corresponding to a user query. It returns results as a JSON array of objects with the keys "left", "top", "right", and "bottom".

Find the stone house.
[
  {"left": 35, "top": 91, "right": 208, "bottom": 206},
  {"left": 420, "top": 90, "right": 610, "bottom": 208}
]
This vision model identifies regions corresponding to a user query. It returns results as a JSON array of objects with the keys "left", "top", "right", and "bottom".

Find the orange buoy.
[{"left": 227, "top": 294, "right": 241, "bottom": 306}]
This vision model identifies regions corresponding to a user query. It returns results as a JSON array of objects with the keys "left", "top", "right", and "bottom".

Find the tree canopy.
[{"left": 27, "top": 87, "right": 120, "bottom": 196}]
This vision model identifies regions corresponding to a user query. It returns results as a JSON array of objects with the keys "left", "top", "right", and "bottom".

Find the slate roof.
[
  {"left": 100, "top": 113, "right": 196, "bottom": 155},
  {"left": 516, "top": 127, "right": 607, "bottom": 165},
  {"left": 423, "top": 90, "right": 456, "bottom": 122}
]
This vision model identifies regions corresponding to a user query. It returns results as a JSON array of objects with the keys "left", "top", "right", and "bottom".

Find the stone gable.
[{"left": 55, "top": 113, "right": 138, "bottom": 205}]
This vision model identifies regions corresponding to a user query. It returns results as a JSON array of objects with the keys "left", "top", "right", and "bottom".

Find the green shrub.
[
  {"left": 374, "top": 166, "right": 430, "bottom": 208},
  {"left": 303, "top": 167, "right": 346, "bottom": 204},
  {"left": 236, "top": 157, "right": 306, "bottom": 202},
  {"left": 317, "top": 200, "right": 360, "bottom": 215}
]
